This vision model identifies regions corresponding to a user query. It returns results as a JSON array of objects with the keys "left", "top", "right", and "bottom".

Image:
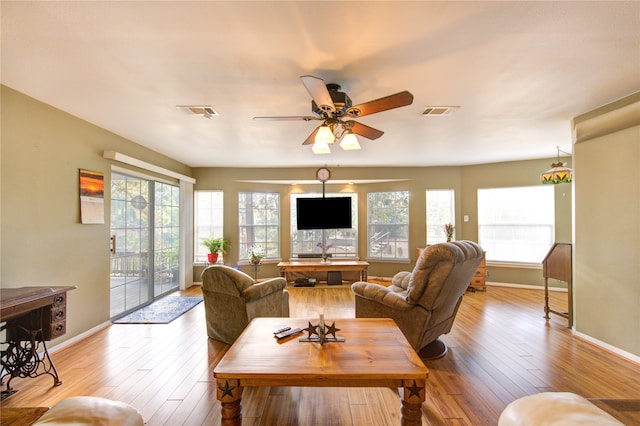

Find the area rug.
[{"left": 113, "top": 296, "right": 203, "bottom": 324}]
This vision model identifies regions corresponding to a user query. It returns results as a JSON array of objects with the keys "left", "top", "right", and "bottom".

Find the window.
[
  {"left": 154, "top": 182, "right": 180, "bottom": 295},
  {"left": 238, "top": 192, "right": 280, "bottom": 261},
  {"left": 426, "top": 189, "right": 455, "bottom": 244},
  {"left": 290, "top": 193, "right": 358, "bottom": 258},
  {"left": 478, "top": 186, "right": 554, "bottom": 263},
  {"left": 194, "top": 191, "right": 224, "bottom": 263},
  {"left": 367, "top": 191, "right": 409, "bottom": 260}
]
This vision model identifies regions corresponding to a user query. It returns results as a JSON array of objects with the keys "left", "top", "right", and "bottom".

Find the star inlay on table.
[
  {"left": 218, "top": 380, "right": 236, "bottom": 398},
  {"left": 406, "top": 379, "right": 423, "bottom": 399}
]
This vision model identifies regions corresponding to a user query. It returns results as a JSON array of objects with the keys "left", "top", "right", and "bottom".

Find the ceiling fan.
[{"left": 253, "top": 75, "right": 414, "bottom": 151}]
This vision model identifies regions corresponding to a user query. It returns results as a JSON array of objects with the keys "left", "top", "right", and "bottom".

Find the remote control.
[
  {"left": 274, "top": 327, "right": 303, "bottom": 339},
  {"left": 273, "top": 326, "right": 291, "bottom": 334}
]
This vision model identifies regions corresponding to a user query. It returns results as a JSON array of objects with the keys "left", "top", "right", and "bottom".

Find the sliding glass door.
[
  {"left": 153, "top": 182, "right": 180, "bottom": 297},
  {"left": 110, "top": 172, "right": 180, "bottom": 318}
]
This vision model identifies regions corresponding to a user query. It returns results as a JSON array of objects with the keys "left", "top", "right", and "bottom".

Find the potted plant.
[
  {"left": 248, "top": 244, "right": 265, "bottom": 265},
  {"left": 444, "top": 223, "right": 455, "bottom": 242},
  {"left": 202, "top": 235, "right": 229, "bottom": 263}
]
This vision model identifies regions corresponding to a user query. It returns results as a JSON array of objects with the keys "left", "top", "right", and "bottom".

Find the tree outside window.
[
  {"left": 238, "top": 192, "right": 280, "bottom": 261},
  {"left": 367, "top": 191, "right": 409, "bottom": 260}
]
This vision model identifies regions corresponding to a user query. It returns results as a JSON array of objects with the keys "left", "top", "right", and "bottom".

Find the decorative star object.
[
  {"left": 304, "top": 321, "right": 318, "bottom": 338},
  {"left": 325, "top": 321, "right": 341, "bottom": 338},
  {"left": 406, "top": 380, "right": 423, "bottom": 399},
  {"left": 218, "top": 380, "right": 236, "bottom": 398}
]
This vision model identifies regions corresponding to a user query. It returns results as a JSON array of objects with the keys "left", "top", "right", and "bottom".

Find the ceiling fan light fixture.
[
  {"left": 315, "top": 124, "right": 335, "bottom": 145},
  {"left": 340, "top": 132, "right": 361, "bottom": 150},
  {"left": 312, "top": 140, "right": 331, "bottom": 154}
]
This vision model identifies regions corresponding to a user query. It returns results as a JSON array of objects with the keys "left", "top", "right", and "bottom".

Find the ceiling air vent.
[
  {"left": 422, "top": 106, "right": 459, "bottom": 116},
  {"left": 177, "top": 105, "right": 218, "bottom": 119}
]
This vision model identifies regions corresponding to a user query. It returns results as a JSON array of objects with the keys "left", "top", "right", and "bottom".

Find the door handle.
[{"left": 110, "top": 235, "right": 116, "bottom": 254}]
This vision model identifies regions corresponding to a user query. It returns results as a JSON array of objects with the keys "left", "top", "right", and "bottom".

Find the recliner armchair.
[
  {"left": 201, "top": 264, "right": 290, "bottom": 344},
  {"left": 351, "top": 240, "right": 483, "bottom": 359}
]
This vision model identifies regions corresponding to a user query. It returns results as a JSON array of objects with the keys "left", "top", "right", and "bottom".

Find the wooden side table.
[{"left": 468, "top": 251, "right": 487, "bottom": 291}]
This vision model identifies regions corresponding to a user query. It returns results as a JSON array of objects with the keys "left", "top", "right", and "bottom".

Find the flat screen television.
[{"left": 296, "top": 197, "right": 352, "bottom": 230}]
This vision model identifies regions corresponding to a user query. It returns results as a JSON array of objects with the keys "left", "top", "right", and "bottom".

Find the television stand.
[{"left": 277, "top": 260, "right": 369, "bottom": 283}]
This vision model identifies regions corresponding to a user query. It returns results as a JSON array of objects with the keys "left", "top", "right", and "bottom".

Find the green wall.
[
  {"left": 193, "top": 166, "right": 463, "bottom": 280},
  {"left": 1, "top": 85, "right": 192, "bottom": 343},
  {"left": 573, "top": 93, "right": 640, "bottom": 356},
  {"left": 192, "top": 159, "right": 572, "bottom": 287}
]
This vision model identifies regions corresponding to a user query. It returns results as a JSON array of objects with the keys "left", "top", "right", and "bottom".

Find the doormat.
[{"left": 113, "top": 296, "right": 203, "bottom": 324}]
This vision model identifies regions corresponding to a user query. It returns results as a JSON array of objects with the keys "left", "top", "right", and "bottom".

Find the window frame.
[
  {"left": 477, "top": 185, "right": 555, "bottom": 265},
  {"left": 426, "top": 189, "right": 456, "bottom": 244},
  {"left": 238, "top": 191, "right": 280, "bottom": 262},
  {"left": 194, "top": 190, "right": 224, "bottom": 264},
  {"left": 367, "top": 190, "right": 410, "bottom": 261}
]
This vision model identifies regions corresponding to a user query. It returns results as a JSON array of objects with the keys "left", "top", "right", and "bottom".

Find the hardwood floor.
[{"left": 2, "top": 284, "right": 639, "bottom": 425}]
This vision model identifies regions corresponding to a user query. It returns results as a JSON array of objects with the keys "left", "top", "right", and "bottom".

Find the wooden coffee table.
[{"left": 213, "top": 317, "right": 428, "bottom": 425}]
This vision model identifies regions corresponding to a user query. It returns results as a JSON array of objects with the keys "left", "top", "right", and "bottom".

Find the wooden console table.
[
  {"left": 0, "top": 286, "right": 76, "bottom": 400},
  {"left": 277, "top": 260, "right": 369, "bottom": 283}
]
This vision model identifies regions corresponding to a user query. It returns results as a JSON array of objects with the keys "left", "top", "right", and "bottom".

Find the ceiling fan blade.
[
  {"left": 346, "top": 90, "right": 414, "bottom": 118},
  {"left": 302, "top": 126, "right": 320, "bottom": 145},
  {"left": 349, "top": 121, "right": 384, "bottom": 140},
  {"left": 253, "top": 116, "right": 321, "bottom": 121},
  {"left": 300, "top": 75, "right": 336, "bottom": 114}
]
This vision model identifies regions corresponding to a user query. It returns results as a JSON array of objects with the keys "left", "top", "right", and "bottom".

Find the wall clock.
[{"left": 316, "top": 167, "right": 331, "bottom": 182}]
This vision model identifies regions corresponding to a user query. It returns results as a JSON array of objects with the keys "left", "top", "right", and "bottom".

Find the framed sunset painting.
[{"left": 79, "top": 169, "right": 105, "bottom": 224}]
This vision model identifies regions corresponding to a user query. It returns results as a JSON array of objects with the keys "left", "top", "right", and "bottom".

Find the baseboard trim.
[
  {"left": 48, "top": 321, "right": 112, "bottom": 354},
  {"left": 573, "top": 330, "right": 640, "bottom": 366},
  {"left": 486, "top": 281, "right": 567, "bottom": 292}
]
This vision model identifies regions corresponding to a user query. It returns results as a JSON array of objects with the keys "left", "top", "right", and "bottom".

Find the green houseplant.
[{"left": 202, "top": 235, "right": 229, "bottom": 263}]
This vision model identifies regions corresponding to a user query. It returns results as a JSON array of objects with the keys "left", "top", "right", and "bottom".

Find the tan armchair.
[
  {"left": 201, "top": 264, "right": 290, "bottom": 344},
  {"left": 351, "top": 241, "right": 484, "bottom": 359}
]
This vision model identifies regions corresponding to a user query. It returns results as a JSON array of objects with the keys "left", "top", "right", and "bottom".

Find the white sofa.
[{"left": 499, "top": 392, "right": 623, "bottom": 425}]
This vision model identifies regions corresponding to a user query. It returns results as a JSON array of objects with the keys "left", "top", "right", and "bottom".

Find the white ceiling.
[{"left": 2, "top": 1, "right": 638, "bottom": 169}]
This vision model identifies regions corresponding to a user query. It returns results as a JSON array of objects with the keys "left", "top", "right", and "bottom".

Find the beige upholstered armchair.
[
  {"left": 351, "top": 241, "right": 484, "bottom": 359},
  {"left": 201, "top": 264, "right": 290, "bottom": 344}
]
